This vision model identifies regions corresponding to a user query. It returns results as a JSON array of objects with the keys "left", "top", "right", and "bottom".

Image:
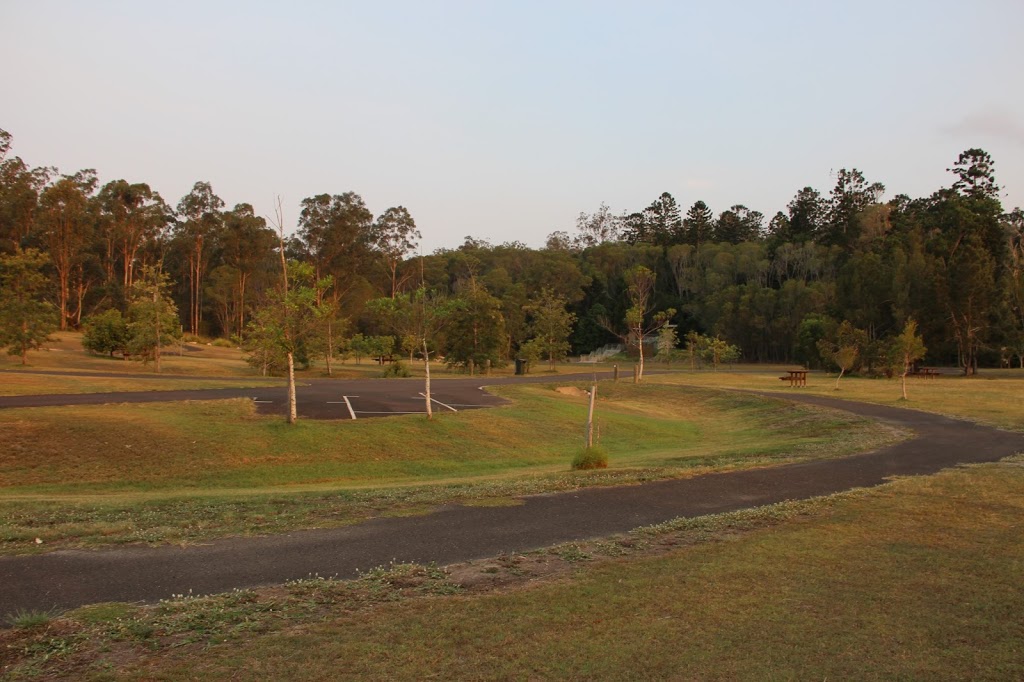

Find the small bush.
[
  {"left": 210, "top": 338, "right": 234, "bottom": 348},
  {"left": 382, "top": 361, "right": 411, "bottom": 378},
  {"left": 572, "top": 446, "right": 609, "bottom": 470}
]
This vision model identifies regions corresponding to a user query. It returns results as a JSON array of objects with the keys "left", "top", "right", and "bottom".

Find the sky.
[{"left": 3, "top": 1, "right": 1023, "bottom": 252}]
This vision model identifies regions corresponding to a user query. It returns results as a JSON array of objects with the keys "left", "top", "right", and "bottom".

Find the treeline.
[{"left": 2, "top": 124, "right": 1023, "bottom": 373}]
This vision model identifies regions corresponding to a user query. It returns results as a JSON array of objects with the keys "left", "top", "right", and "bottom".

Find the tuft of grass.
[
  {"left": 571, "top": 445, "right": 609, "bottom": 470},
  {"left": 7, "top": 607, "right": 59, "bottom": 629}
]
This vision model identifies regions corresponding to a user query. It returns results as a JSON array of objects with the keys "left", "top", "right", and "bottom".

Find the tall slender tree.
[{"left": 175, "top": 181, "right": 225, "bottom": 335}]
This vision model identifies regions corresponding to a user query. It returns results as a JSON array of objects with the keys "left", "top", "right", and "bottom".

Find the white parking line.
[
  {"left": 418, "top": 393, "right": 458, "bottom": 412},
  {"left": 355, "top": 410, "right": 424, "bottom": 414},
  {"left": 342, "top": 395, "right": 357, "bottom": 420},
  {"left": 253, "top": 399, "right": 273, "bottom": 403}
]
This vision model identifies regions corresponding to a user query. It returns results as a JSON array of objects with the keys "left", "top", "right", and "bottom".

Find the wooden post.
[
  {"left": 586, "top": 383, "right": 597, "bottom": 449},
  {"left": 468, "top": 358, "right": 475, "bottom": 376},
  {"left": 613, "top": 364, "right": 618, "bottom": 382},
  {"left": 485, "top": 358, "right": 491, "bottom": 376},
  {"left": 633, "top": 364, "right": 639, "bottom": 384}
]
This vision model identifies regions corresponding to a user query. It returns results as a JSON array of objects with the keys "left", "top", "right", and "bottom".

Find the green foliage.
[
  {"left": 126, "top": 267, "right": 182, "bottom": 368},
  {"left": 0, "top": 248, "right": 57, "bottom": 364},
  {"left": 572, "top": 445, "right": 609, "bottom": 470},
  {"left": 524, "top": 288, "right": 576, "bottom": 369},
  {"left": 381, "top": 360, "right": 411, "bottom": 377},
  {"left": 445, "top": 282, "right": 506, "bottom": 370},
  {"left": 82, "top": 308, "right": 130, "bottom": 357},
  {"left": 242, "top": 261, "right": 332, "bottom": 376},
  {"left": 346, "top": 334, "right": 394, "bottom": 364}
]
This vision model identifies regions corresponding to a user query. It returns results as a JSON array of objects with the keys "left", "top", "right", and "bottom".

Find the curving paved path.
[{"left": 2, "top": 390, "right": 1022, "bottom": 620}]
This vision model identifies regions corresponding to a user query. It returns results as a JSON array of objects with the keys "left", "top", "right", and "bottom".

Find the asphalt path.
[
  {"left": 0, "top": 370, "right": 617, "bottom": 419},
  {"left": 2, "top": 390, "right": 1023, "bottom": 620}
]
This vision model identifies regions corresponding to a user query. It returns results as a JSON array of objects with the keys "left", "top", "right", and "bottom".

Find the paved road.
[
  {"left": 0, "top": 370, "right": 616, "bottom": 419},
  {"left": 2, "top": 392, "right": 1022, "bottom": 619}
]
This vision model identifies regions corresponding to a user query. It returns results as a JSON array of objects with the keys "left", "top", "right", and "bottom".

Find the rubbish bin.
[{"left": 515, "top": 358, "right": 526, "bottom": 375}]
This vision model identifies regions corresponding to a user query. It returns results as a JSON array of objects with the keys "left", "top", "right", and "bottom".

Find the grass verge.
[{"left": 3, "top": 456, "right": 1021, "bottom": 680}]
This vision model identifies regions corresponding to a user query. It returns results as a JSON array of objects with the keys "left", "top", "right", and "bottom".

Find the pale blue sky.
[{"left": 3, "top": 1, "right": 1023, "bottom": 251}]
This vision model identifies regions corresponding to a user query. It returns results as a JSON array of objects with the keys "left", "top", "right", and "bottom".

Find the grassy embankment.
[
  {"left": 0, "top": 379, "right": 896, "bottom": 553},
  {"left": 3, "top": 456, "right": 1022, "bottom": 679}
]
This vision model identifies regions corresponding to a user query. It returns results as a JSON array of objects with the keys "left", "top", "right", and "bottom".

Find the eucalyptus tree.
[
  {"left": 574, "top": 202, "right": 620, "bottom": 247},
  {"left": 97, "top": 180, "right": 172, "bottom": 297},
  {"left": 220, "top": 203, "right": 277, "bottom": 334},
  {"left": 297, "top": 192, "right": 374, "bottom": 301},
  {"left": 39, "top": 171, "right": 97, "bottom": 329},
  {"left": 0, "top": 128, "right": 50, "bottom": 253},
  {"left": 622, "top": 265, "right": 675, "bottom": 382},
  {"left": 371, "top": 205, "right": 420, "bottom": 298},
  {"left": 175, "top": 181, "right": 225, "bottom": 335}
]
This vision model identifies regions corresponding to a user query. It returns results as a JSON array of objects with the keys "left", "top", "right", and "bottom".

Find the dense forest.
[{"left": 2, "top": 125, "right": 1023, "bottom": 374}]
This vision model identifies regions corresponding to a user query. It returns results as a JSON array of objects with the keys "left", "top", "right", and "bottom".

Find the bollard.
[{"left": 613, "top": 364, "right": 618, "bottom": 382}]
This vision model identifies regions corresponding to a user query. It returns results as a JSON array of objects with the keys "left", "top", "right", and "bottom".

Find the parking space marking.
[
  {"left": 418, "top": 393, "right": 458, "bottom": 412},
  {"left": 342, "top": 395, "right": 357, "bottom": 420},
  {"left": 354, "top": 410, "right": 424, "bottom": 415},
  {"left": 253, "top": 399, "right": 273, "bottom": 403}
]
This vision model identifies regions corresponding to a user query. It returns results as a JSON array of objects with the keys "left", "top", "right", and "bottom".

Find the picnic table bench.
[
  {"left": 779, "top": 370, "right": 808, "bottom": 387},
  {"left": 375, "top": 355, "right": 396, "bottom": 365},
  {"left": 915, "top": 366, "right": 940, "bottom": 379}
]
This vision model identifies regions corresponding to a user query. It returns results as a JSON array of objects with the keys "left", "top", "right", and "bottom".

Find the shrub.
[
  {"left": 82, "top": 308, "right": 130, "bottom": 357},
  {"left": 210, "top": 338, "right": 234, "bottom": 348},
  {"left": 572, "top": 446, "right": 609, "bottom": 470},
  {"left": 382, "top": 361, "right": 411, "bottom": 378}
]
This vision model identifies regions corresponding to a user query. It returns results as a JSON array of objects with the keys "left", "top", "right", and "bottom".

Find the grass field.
[
  {"left": 3, "top": 350, "right": 1024, "bottom": 679},
  {"left": 646, "top": 366, "right": 1024, "bottom": 431},
  {"left": 3, "top": 457, "right": 1021, "bottom": 680}
]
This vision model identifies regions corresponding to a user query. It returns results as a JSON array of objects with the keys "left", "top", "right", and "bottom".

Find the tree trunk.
[
  {"left": 637, "top": 333, "right": 645, "bottom": 382},
  {"left": 835, "top": 367, "right": 844, "bottom": 390},
  {"left": 586, "top": 384, "right": 597, "bottom": 448},
  {"left": 423, "top": 338, "right": 433, "bottom": 420},
  {"left": 287, "top": 351, "right": 297, "bottom": 424},
  {"left": 325, "top": 318, "right": 334, "bottom": 377},
  {"left": 153, "top": 287, "right": 162, "bottom": 373}
]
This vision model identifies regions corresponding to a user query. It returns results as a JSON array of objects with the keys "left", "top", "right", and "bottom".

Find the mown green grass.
[
  {"left": 4, "top": 458, "right": 1021, "bottom": 680},
  {"left": 0, "top": 383, "right": 897, "bottom": 553},
  {"left": 649, "top": 367, "right": 1024, "bottom": 431},
  {"left": 0, "top": 372, "right": 283, "bottom": 396}
]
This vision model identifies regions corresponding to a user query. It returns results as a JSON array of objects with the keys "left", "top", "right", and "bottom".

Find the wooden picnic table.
[
  {"left": 779, "top": 370, "right": 808, "bottom": 388},
  {"left": 916, "top": 367, "right": 940, "bottom": 379}
]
